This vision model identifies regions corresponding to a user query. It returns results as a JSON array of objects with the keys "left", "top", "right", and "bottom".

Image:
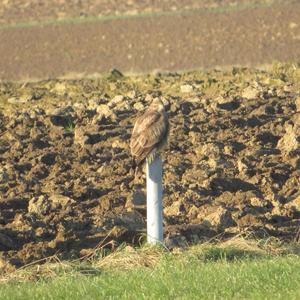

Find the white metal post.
[{"left": 146, "top": 155, "right": 163, "bottom": 244}]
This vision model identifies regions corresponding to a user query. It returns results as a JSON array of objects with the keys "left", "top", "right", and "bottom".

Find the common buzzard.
[{"left": 130, "top": 98, "right": 169, "bottom": 170}]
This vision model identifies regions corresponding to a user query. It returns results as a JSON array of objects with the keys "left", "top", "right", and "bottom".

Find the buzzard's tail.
[
  {"left": 132, "top": 148, "right": 157, "bottom": 179},
  {"left": 132, "top": 159, "right": 142, "bottom": 174},
  {"left": 131, "top": 158, "right": 144, "bottom": 183},
  {"left": 135, "top": 165, "right": 143, "bottom": 178}
]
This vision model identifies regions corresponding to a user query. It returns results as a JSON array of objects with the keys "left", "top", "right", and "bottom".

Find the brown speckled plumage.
[{"left": 130, "top": 98, "right": 168, "bottom": 168}]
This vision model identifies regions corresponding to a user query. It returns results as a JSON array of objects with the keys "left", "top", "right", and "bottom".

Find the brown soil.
[
  {"left": 0, "top": 1, "right": 300, "bottom": 81},
  {"left": 0, "top": 66, "right": 300, "bottom": 268}
]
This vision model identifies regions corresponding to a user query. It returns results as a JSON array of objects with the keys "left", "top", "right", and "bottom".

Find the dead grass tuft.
[
  {"left": 1, "top": 237, "right": 300, "bottom": 284},
  {"left": 0, "top": 255, "right": 72, "bottom": 283},
  {"left": 94, "top": 244, "right": 164, "bottom": 270}
]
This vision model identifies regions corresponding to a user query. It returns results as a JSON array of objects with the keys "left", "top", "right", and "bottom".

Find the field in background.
[
  {"left": 0, "top": 0, "right": 299, "bottom": 80},
  {"left": 0, "top": 0, "right": 284, "bottom": 25}
]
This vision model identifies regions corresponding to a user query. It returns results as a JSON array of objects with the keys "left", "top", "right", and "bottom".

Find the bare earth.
[
  {"left": 0, "top": 1, "right": 300, "bottom": 81},
  {"left": 0, "top": 66, "right": 300, "bottom": 269}
]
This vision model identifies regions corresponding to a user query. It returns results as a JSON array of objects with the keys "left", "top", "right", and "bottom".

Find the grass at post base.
[{"left": 1, "top": 242, "right": 300, "bottom": 300}]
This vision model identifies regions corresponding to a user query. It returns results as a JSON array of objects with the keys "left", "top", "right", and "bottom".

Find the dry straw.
[{"left": 1, "top": 230, "right": 300, "bottom": 284}]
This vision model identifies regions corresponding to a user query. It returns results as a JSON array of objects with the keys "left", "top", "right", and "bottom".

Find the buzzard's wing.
[{"left": 130, "top": 110, "right": 167, "bottom": 164}]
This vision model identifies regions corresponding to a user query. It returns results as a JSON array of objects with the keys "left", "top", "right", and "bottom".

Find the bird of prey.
[{"left": 130, "top": 98, "right": 169, "bottom": 172}]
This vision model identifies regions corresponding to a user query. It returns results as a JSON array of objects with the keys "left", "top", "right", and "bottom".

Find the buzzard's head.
[{"left": 150, "top": 98, "right": 165, "bottom": 112}]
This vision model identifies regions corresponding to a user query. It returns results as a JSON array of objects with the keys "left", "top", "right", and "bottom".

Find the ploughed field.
[{"left": 0, "top": 65, "right": 300, "bottom": 270}]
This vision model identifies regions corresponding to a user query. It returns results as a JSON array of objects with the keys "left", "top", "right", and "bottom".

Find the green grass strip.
[
  {"left": 1, "top": 250, "right": 300, "bottom": 300},
  {"left": 0, "top": 1, "right": 284, "bottom": 30}
]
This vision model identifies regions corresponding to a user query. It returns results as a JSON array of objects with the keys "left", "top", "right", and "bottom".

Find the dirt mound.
[{"left": 0, "top": 66, "right": 300, "bottom": 267}]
